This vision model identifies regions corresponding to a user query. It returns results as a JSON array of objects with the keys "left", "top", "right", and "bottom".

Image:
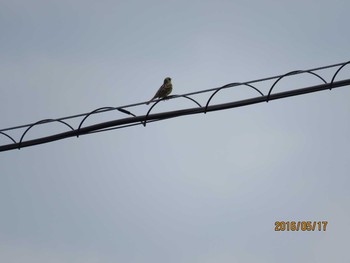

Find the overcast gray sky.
[{"left": 1, "top": 1, "right": 350, "bottom": 262}]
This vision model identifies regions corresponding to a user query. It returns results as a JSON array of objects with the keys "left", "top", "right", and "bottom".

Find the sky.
[{"left": 1, "top": 0, "right": 350, "bottom": 262}]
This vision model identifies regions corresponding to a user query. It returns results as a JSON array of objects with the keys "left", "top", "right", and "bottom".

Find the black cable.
[
  {"left": 0, "top": 60, "right": 347, "bottom": 133},
  {"left": 1, "top": 79, "right": 349, "bottom": 152},
  {"left": 0, "top": 61, "right": 349, "bottom": 152}
]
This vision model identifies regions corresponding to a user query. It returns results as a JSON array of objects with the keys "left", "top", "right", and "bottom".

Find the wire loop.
[
  {"left": 0, "top": 131, "right": 17, "bottom": 144},
  {"left": 205, "top": 82, "right": 264, "bottom": 113},
  {"left": 18, "top": 119, "right": 74, "bottom": 150},
  {"left": 266, "top": 70, "right": 327, "bottom": 102},
  {"left": 330, "top": 61, "right": 350, "bottom": 90}
]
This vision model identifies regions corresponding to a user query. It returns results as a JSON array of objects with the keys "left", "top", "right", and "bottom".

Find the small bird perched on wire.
[{"left": 146, "top": 77, "right": 173, "bottom": 105}]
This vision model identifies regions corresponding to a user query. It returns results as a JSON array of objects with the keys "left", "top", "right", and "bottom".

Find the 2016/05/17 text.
[{"left": 275, "top": 221, "right": 328, "bottom": 231}]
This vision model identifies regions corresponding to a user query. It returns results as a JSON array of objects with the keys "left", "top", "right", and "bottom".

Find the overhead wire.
[
  {"left": 0, "top": 60, "right": 349, "bottom": 152},
  {"left": 0, "top": 60, "right": 347, "bottom": 134}
]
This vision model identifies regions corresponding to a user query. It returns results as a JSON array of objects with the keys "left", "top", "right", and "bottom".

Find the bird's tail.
[{"left": 146, "top": 96, "right": 156, "bottom": 105}]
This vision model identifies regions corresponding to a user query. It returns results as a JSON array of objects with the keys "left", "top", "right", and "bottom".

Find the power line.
[
  {"left": 0, "top": 60, "right": 348, "bottom": 134},
  {"left": 0, "top": 61, "right": 349, "bottom": 152}
]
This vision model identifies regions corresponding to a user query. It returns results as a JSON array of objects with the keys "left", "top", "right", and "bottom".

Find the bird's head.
[{"left": 164, "top": 77, "right": 171, "bottom": 83}]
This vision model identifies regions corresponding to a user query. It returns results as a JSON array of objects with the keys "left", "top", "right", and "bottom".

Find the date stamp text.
[{"left": 275, "top": 221, "right": 328, "bottom": 231}]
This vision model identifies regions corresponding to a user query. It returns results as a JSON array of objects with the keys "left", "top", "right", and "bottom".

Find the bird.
[{"left": 146, "top": 77, "right": 173, "bottom": 105}]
